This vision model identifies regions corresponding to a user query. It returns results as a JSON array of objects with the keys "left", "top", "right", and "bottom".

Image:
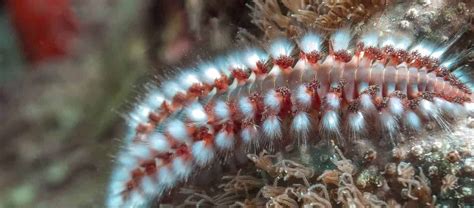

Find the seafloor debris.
[
  {"left": 171, "top": 118, "right": 474, "bottom": 207},
  {"left": 249, "top": 0, "right": 388, "bottom": 39}
]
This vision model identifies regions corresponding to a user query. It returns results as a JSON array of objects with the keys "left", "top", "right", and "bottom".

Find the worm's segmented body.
[{"left": 107, "top": 30, "right": 473, "bottom": 207}]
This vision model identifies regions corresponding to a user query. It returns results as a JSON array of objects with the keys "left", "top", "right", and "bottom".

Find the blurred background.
[
  {"left": 0, "top": 0, "right": 472, "bottom": 207},
  {"left": 0, "top": 0, "right": 250, "bottom": 207}
]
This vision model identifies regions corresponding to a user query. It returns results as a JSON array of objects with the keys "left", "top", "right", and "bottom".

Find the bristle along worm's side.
[{"left": 107, "top": 30, "right": 473, "bottom": 207}]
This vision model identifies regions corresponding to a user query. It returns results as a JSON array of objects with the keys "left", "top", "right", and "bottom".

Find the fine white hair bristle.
[
  {"left": 157, "top": 166, "right": 178, "bottom": 189},
  {"left": 452, "top": 68, "right": 473, "bottom": 86},
  {"left": 404, "top": 111, "right": 422, "bottom": 131},
  {"left": 128, "top": 143, "right": 151, "bottom": 160},
  {"left": 331, "top": 29, "right": 351, "bottom": 51},
  {"left": 388, "top": 97, "right": 404, "bottom": 117},
  {"left": 179, "top": 71, "right": 201, "bottom": 90},
  {"left": 192, "top": 140, "right": 215, "bottom": 166},
  {"left": 325, "top": 93, "right": 341, "bottom": 110},
  {"left": 264, "top": 89, "right": 281, "bottom": 111},
  {"left": 262, "top": 115, "right": 282, "bottom": 139},
  {"left": 430, "top": 46, "right": 448, "bottom": 59},
  {"left": 172, "top": 157, "right": 192, "bottom": 180},
  {"left": 360, "top": 94, "right": 376, "bottom": 113},
  {"left": 395, "top": 35, "right": 413, "bottom": 50},
  {"left": 300, "top": 33, "right": 322, "bottom": 53},
  {"left": 243, "top": 48, "right": 268, "bottom": 69},
  {"left": 162, "top": 81, "right": 184, "bottom": 99},
  {"left": 419, "top": 99, "right": 440, "bottom": 119},
  {"left": 109, "top": 177, "right": 126, "bottom": 194},
  {"left": 187, "top": 102, "right": 208, "bottom": 124},
  {"left": 215, "top": 130, "right": 235, "bottom": 150},
  {"left": 295, "top": 85, "right": 312, "bottom": 109},
  {"left": 464, "top": 102, "right": 474, "bottom": 116},
  {"left": 321, "top": 110, "right": 340, "bottom": 134},
  {"left": 440, "top": 58, "right": 459, "bottom": 69},
  {"left": 148, "top": 133, "right": 170, "bottom": 152},
  {"left": 129, "top": 105, "right": 152, "bottom": 125},
  {"left": 110, "top": 166, "right": 130, "bottom": 183},
  {"left": 434, "top": 97, "right": 457, "bottom": 117},
  {"left": 141, "top": 176, "right": 160, "bottom": 196},
  {"left": 380, "top": 111, "right": 398, "bottom": 134},
  {"left": 143, "top": 89, "right": 165, "bottom": 110},
  {"left": 106, "top": 192, "right": 124, "bottom": 208},
  {"left": 226, "top": 53, "right": 247, "bottom": 70},
  {"left": 166, "top": 119, "right": 190, "bottom": 142},
  {"left": 360, "top": 31, "right": 379, "bottom": 47},
  {"left": 239, "top": 97, "right": 255, "bottom": 119},
  {"left": 381, "top": 34, "right": 413, "bottom": 50},
  {"left": 215, "top": 56, "right": 234, "bottom": 77},
  {"left": 241, "top": 125, "right": 258, "bottom": 145},
  {"left": 199, "top": 63, "right": 222, "bottom": 84},
  {"left": 125, "top": 191, "right": 147, "bottom": 208},
  {"left": 292, "top": 112, "right": 311, "bottom": 139},
  {"left": 410, "top": 42, "right": 435, "bottom": 57},
  {"left": 117, "top": 152, "right": 138, "bottom": 171},
  {"left": 347, "top": 111, "right": 365, "bottom": 134},
  {"left": 214, "top": 100, "right": 230, "bottom": 121},
  {"left": 269, "top": 38, "right": 294, "bottom": 58}
]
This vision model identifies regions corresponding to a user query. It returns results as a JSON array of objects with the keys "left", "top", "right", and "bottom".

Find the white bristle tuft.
[
  {"left": 125, "top": 191, "right": 147, "bottom": 208},
  {"left": 199, "top": 63, "right": 222, "bottom": 84},
  {"left": 360, "top": 31, "right": 379, "bottom": 47},
  {"left": 410, "top": 42, "right": 435, "bottom": 57},
  {"left": 394, "top": 35, "right": 413, "bottom": 50},
  {"left": 109, "top": 179, "right": 126, "bottom": 195},
  {"left": 162, "top": 81, "right": 184, "bottom": 99},
  {"left": 465, "top": 102, "right": 474, "bottom": 116},
  {"left": 269, "top": 38, "right": 294, "bottom": 58},
  {"left": 347, "top": 111, "right": 365, "bottom": 134},
  {"left": 110, "top": 166, "right": 130, "bottom": 182},
  {"left": 388, "top": 97, "right": 404, "bottom": 117},
  {"left": 325, "top": 93, "right": 341, "bottom": 110},
  {"left": 295, "top": 85, "right": 312, "bottom": 109},
  {"left": 215, "top": 57, "right": 233, "bottom": 77},
  {"left": 214, "top": 100, "right": 230, "bottom": 121},
  {"left": 179, "top": 72, "right": 201, "bottom": 90},
  {"left": 404, "top": 111, "right": 422, "bottom": 131},
  {"left": 264, "top": 89, "right": 281, "bottom": 111},
  {"left": 141, "top": 176, "right": 160, "bottom": 196},
  {"left": 172, "top": 157, "right": 192, "bottom": 180},
  {"left": 243, "top": 48, "right": 268, "bottom": 69},
  {"left": 187, "top": 102, "right": 208, "bottom": 124},
  {"left": 157, "top": 166, "right": 177, "bottom": 189},
  {"left": 300, "top": 33, "right": 322, "bottom": 53},
  {"left": 241, "top": 125, "right": 258, "bottom": 145},
  {"left": 106, "top": 193, "right": 124, "bottom": 208},
  {"left": 419, "top": 99, "right": 440, "bottom": 119},
  {"left": 128, "top": 144, "right": 151, "bottom": 160},
  {"left": 166, "top": 119, "right": 190, "bottom": 142},
  {"left": 292, "top": 112, "right": 311, "bottom": 138},
  {"left": 360, "top": 94, "right": 376, "bottom": 113},
  {"left": 148, "top": 133, "right": 170, "bottom": 152},
  {"left": 143, "top": 90, "right": 165, "bottom": 110},
  {"left": 380, "top": 111, "right": 398, "bottom": 134},
  {"left": 331, "top": 29, "right": 351, "bottom": 51},
  {"left": 239, "top": 97, "right": 255, "bottom": 119},
  {"left": 431, "top": 46, "right": 448, "bottom": 59},
  {"left": 129, "top": 105, "right": 152, "bottom": 124},
  {"left": 215, "top": 130, "right": 235, "bottom": 150},
  {"left": 262, "top": 115, "right": 282, "bottom": 139},
  {"left": 192, "top": 140, "right": 215, "bottom": 166},
  {"left": 117, "top": 153, "right": 138, "bottom": 170},
  {"left": 434, "top": 97, "right": 452, "bottom": 114},
  {"left": 321, "top": 110, "right": 340, "bottom": 134}
]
